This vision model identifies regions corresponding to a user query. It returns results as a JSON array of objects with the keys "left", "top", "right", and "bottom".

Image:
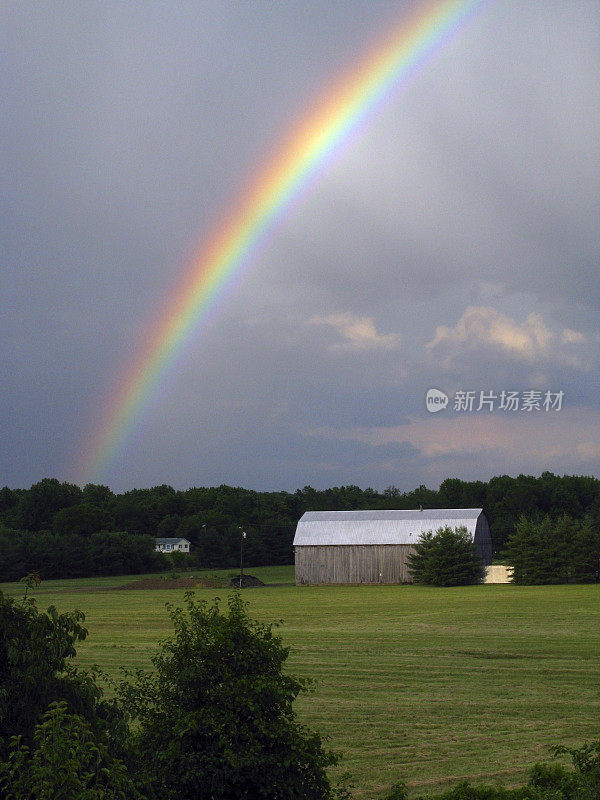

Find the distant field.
[
  {"left": 0, "top": 564, "right": 295, "bottom": 595},
  {"left": 2, "top": 571, "right": 598, "bottom": 799}
]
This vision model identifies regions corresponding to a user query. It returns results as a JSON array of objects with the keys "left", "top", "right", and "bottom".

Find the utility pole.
[{"left": 239, "top": 528, "right": 247, "bottom": 588}]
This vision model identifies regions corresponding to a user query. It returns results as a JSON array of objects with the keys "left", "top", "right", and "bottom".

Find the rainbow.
[{"left": 79, "top": 0, "right": 486, "bottom": 483}]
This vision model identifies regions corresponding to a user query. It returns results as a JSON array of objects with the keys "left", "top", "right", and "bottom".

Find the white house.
[{"left": 155, "top": 537, "right": 191, "bottom": 554}]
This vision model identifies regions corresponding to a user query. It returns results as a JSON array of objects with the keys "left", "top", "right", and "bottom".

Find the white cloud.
[
  {"left": 309, "top": 312, "right": 401, "bottom": 352},
  {"left": 561, "top": 328, "right": 586, "bottom": 345},
  {"left": 427, "top": 306, "right": 589, "bottom": 369}
]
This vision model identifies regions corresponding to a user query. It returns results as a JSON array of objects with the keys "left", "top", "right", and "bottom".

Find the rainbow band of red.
[{"left": 79, "top": 0, "right": 485, "bottom": 482}]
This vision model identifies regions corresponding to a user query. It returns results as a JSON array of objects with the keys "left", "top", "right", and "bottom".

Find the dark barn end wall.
[
  {"left": 474, "top": 513, "right": 493, "bottom": 565},
  {"left": 295, "top": 545, "right": 414, "bottom": 585}
]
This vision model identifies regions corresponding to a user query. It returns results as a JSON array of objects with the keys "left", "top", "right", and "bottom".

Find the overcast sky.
[{"left": 2, "top": 1, "right": 599, "bottom": 493}]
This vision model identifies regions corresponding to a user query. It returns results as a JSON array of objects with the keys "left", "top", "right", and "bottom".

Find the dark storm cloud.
[{"left": 1, "top": 1, "right": 598, "bottom": 491}]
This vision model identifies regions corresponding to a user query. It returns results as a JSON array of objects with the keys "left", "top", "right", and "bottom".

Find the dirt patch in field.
[
  {"left": 228, "top": 573, "right": 265, "bottom": 588},
  {"left": 115, "top": 577, "right": 201, "bottom": 590},
  {"left": 54, "top": 573, "right": 271, "bottom": 593}
]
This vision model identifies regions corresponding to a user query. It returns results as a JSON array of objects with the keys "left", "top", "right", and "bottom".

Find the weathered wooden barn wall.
[{"left": 295, "top": 544, "right": 415, "bottom": 584}]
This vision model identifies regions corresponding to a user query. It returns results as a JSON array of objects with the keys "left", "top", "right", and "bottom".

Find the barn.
[{"left": 293, "top": 508, "right": 492, "bottom": 585}]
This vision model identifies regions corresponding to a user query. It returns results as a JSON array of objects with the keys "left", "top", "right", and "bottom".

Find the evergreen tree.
[
  {"left": 407, "top": 526, "right": 486, "bottom": 587},
  {"left": 505, "top": 513, "right": 600, "bottom": 584}
]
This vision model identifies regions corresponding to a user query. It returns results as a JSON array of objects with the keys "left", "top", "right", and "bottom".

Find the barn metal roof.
[{"left": 293, "top": 509, "right": 483, "bottom": 546}]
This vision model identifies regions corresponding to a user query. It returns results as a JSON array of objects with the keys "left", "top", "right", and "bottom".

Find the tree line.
[
  {"left": 0, "top": 472, "right": 598, "bottom": 581},
  {"left": 505, "top": 513, "right": 599, "bottom": 584}
]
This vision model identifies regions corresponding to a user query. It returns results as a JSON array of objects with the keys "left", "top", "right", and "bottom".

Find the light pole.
[{"left": 239, "top": 528, "right": 247, "bottom": 588}]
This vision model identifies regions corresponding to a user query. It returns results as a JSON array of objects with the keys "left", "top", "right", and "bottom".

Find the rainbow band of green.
[{"left": 79, "top": 0, "right": 486, "bottom": 483}]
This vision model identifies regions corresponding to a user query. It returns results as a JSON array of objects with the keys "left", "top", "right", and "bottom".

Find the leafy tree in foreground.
[
  {"left": 407, "top": 526, "right": 486, "bottom": 586},
  {"left": 0, "top": 575, "right": 129, "bottom": 764},
  {"left": 118, "top": 592, "right": 338, "bottom": 800},
  {"left": 0, "top": 701, "right": 138, "bottom": 800}
]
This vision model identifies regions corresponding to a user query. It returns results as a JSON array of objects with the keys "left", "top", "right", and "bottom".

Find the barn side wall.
[
  {"left": 295, "top": 545, "right": 415, "bottom": 585},
  {"left": 474, "top": 514, "right": 493, "bottom": 565}
]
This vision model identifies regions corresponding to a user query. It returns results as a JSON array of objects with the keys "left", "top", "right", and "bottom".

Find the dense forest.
[{"left": 0, "top": 472, "right": 599, "bottom": 581}]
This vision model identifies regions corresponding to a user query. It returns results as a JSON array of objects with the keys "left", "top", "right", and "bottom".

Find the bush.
[
  {"left": 118, "top": 592, "right": 338, "bottom": 800},
  {"left": 1, "top": 577, "right": 342, "bottom": 799},
  {"left": 390, "top": 740, "right": 600, "bottom": 800},
  {"left": 407, "top": 526, "right": 486, "bottom": 586},
  {"left": 166, "top": 550, "right": 191, "bottom": 571},
  {"left": 384, "top": 782, "right": 408, "bottom": 800},
  {"left": 0, "top": 701, "right": 138, "bottom": 800},
  {"left": 0, "top": 575, "right": 130, "bottom": 766}
]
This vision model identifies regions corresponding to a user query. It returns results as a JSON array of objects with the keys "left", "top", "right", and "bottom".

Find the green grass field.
[{"left": 2, "top": 569, "right": 598, "bottom": 799}]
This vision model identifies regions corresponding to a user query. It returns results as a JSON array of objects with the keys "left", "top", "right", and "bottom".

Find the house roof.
[
  {"left": 155, "top": 537, "right": 190, "bottom": 545},
  {"left": 293, "top": 509, "right": 483, "bottom": 546}
]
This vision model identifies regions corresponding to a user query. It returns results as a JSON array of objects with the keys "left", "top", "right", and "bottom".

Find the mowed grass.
[{"left": 2, "top": 571, "right": 598, "bottom": 799}]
